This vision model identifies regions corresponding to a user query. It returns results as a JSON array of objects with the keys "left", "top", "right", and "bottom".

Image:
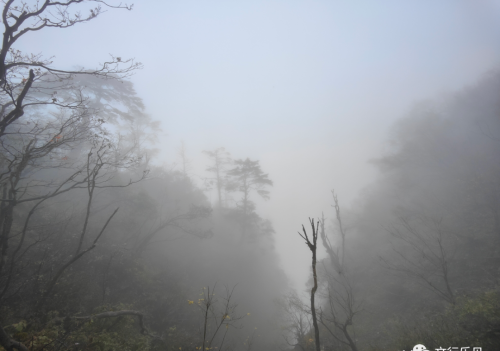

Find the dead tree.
[
  {"left": 298, "top": 218, "right": 321, "bottom": 351},
  {"left": 318, "top": 190, "right": 361, "bottom": 351},
  {"left": 320, "top": 190, "right": 347, "bottom": 275}
]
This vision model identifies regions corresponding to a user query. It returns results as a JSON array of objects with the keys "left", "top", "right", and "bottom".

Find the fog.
[
  {"left": 2, "top": 1, "right": 500, "bottom": 351},
  {"left": 20, "top": 0, "right": 500, "bottom": 290}
]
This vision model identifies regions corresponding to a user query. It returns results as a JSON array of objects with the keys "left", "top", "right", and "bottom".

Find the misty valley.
[{"left": 0, "top": 1, "right": 500, "bottom": 351}]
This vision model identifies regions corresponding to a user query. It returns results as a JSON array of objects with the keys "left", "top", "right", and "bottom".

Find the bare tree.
[
  {"left": 381, "top": 212, "right": 457, "bottom": 305},
  {"left": 190, "top": 284, "right": 244, "bottom": 351},
  {"left": 319, "top": 272, "right": 361, "bottom": 351},
  {"left": 317, "top": 190, "right": 361, "bottom": 351},
  {"left": 0, "top": 3, "right": 167, "bottom": 351},
  {"left": 298, "top": 218, "right": 321, "bottom": 351},
  {"left": 0, "top": 0, "right": 151, "bottom": 321},
  {"left": 278, "top": 290, "right": 312, "bottom": 351},
  {"left": 0, "top": 121, "right": 150, "bottom": 351},
  {"left": 0, "top": 112, "right": 97, "bottom": 278},
  {"left": 35, "top": 142, "right": 125, "bottom": 310},
  {"left": 0, "top": 1, "right": 142, "bottom": 138},
  {"left": 0, "top": 139, "right": 150, "bottom": 349},
  {"left": 319, "top": 190, "right": 347, "bottom": 275},
  {"left": 0, "top": 126, "right": 148, "bottom": 296}
]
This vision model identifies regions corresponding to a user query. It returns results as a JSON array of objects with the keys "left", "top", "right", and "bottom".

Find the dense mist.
[{"left": 1, "top": 1, "right": 500, "bottom": 351}]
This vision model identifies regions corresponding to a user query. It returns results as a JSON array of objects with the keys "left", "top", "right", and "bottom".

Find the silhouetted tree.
[
  {"left": 0, "top": 2, "right": 147, "bottom": 350},
  {"left": 226, "top": 158, "right": 272, "bottom": 216},
  {"left": 298, "top": 218, "right": 321, "bottom": 351},
  {"left": 0, "top": 0, "right": 141, "bottom": 138}
]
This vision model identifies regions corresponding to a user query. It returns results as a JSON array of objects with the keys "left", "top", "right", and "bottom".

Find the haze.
[
  {"left": 2, "top": 1, "right": 500, "bottom": 350},
  {"left": 17, "top": 0, "right": 498, "bottom": 289}
]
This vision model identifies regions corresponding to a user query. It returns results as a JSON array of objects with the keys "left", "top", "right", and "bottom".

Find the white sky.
[{"left": 16, "top": 0, "right": 500, "bottom": 290}]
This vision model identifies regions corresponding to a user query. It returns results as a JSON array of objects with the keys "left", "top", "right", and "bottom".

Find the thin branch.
[{"left": 36, "top": 207, "right": 119, "bottom": 310}]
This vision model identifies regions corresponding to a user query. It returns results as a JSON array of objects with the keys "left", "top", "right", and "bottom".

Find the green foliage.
[
  {"left": 2, "top": 307, "right": 150, "bottom": 351},
  {"left": 370, "top": 289, "right": 500, "bottom": 351}
]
